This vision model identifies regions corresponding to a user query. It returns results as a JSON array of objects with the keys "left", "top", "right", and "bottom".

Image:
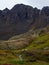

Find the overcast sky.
[{"left": 0, "top": 0, "right": 49, "bottom": 10}]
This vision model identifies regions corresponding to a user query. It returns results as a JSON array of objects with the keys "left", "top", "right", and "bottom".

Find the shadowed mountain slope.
[{"left": 0, "top": 4, "right": 49, "bottom": 40}]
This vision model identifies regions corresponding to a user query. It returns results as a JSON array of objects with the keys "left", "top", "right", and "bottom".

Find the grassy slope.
[
  {"left": 0, "top": 33, "right": 49, "bottom": 65},
  {"left": 25, "top": 33, "right": 49, "bottom": 50}
]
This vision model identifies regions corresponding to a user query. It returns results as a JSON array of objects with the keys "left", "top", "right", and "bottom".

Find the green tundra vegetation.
[{"left": 0, "top": 32, "right": 49, "bottom": 65}]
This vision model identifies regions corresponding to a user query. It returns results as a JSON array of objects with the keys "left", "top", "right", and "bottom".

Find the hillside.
[
  {"left": 0, "top": 4, "right": 49, "bottom": 65},
  {"left": 0, "top": 4, "right": 49, "bottom": 40},
  {"left": 0, "top": 32, "right": 49, "bottom": 65}
]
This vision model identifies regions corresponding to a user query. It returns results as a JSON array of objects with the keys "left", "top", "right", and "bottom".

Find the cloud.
[
  {"left": 0, "top": 0, "right": 49, "bottom": 10},
  {"left": 0, "top": 0, "right": 30, "bottom": 10}
]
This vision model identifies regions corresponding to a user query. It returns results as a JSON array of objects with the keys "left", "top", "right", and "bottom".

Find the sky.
[{"left": 0, "top": 0, "right": 49, "bottom": 10}]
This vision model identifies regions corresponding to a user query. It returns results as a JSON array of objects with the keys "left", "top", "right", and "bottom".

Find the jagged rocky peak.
[
  {"left": 11, "top": 4, "right": 34, "bottom": 15},
  {"left": 11, "top": 4, "right": 33, "bottom": 10},
  {"left": 3, "top": 8, "right": 9, "bottom": 12},
  {"left": 2, "top": 8, "right": 10, "bottom": 14},
  {"left": 41, "top": 6, "right": 49, "bottom": 16},
  {"left": 0, "top": 4, "right": 49, "bottom": 40}
]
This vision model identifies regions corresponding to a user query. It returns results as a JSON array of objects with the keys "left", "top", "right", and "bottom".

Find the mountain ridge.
[{"left": 0, "top": 4, "right": 49, "bottom": 40}]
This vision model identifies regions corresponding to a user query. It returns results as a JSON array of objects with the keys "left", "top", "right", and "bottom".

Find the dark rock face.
[{"left": 0, "top": 4, "right": 49, "bottom": 40}]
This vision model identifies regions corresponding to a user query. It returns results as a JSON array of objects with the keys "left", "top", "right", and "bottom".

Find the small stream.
[
  {"left": 17, "top": 54, "right": 23, "bottom": 61},
  {"left": 19, "top": 54, "right": 23, "bottom": 61}
]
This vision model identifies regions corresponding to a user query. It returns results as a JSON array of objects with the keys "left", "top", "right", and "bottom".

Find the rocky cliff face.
[{"left": 0, "top": 4, "right": 49, "bottom": 40}]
